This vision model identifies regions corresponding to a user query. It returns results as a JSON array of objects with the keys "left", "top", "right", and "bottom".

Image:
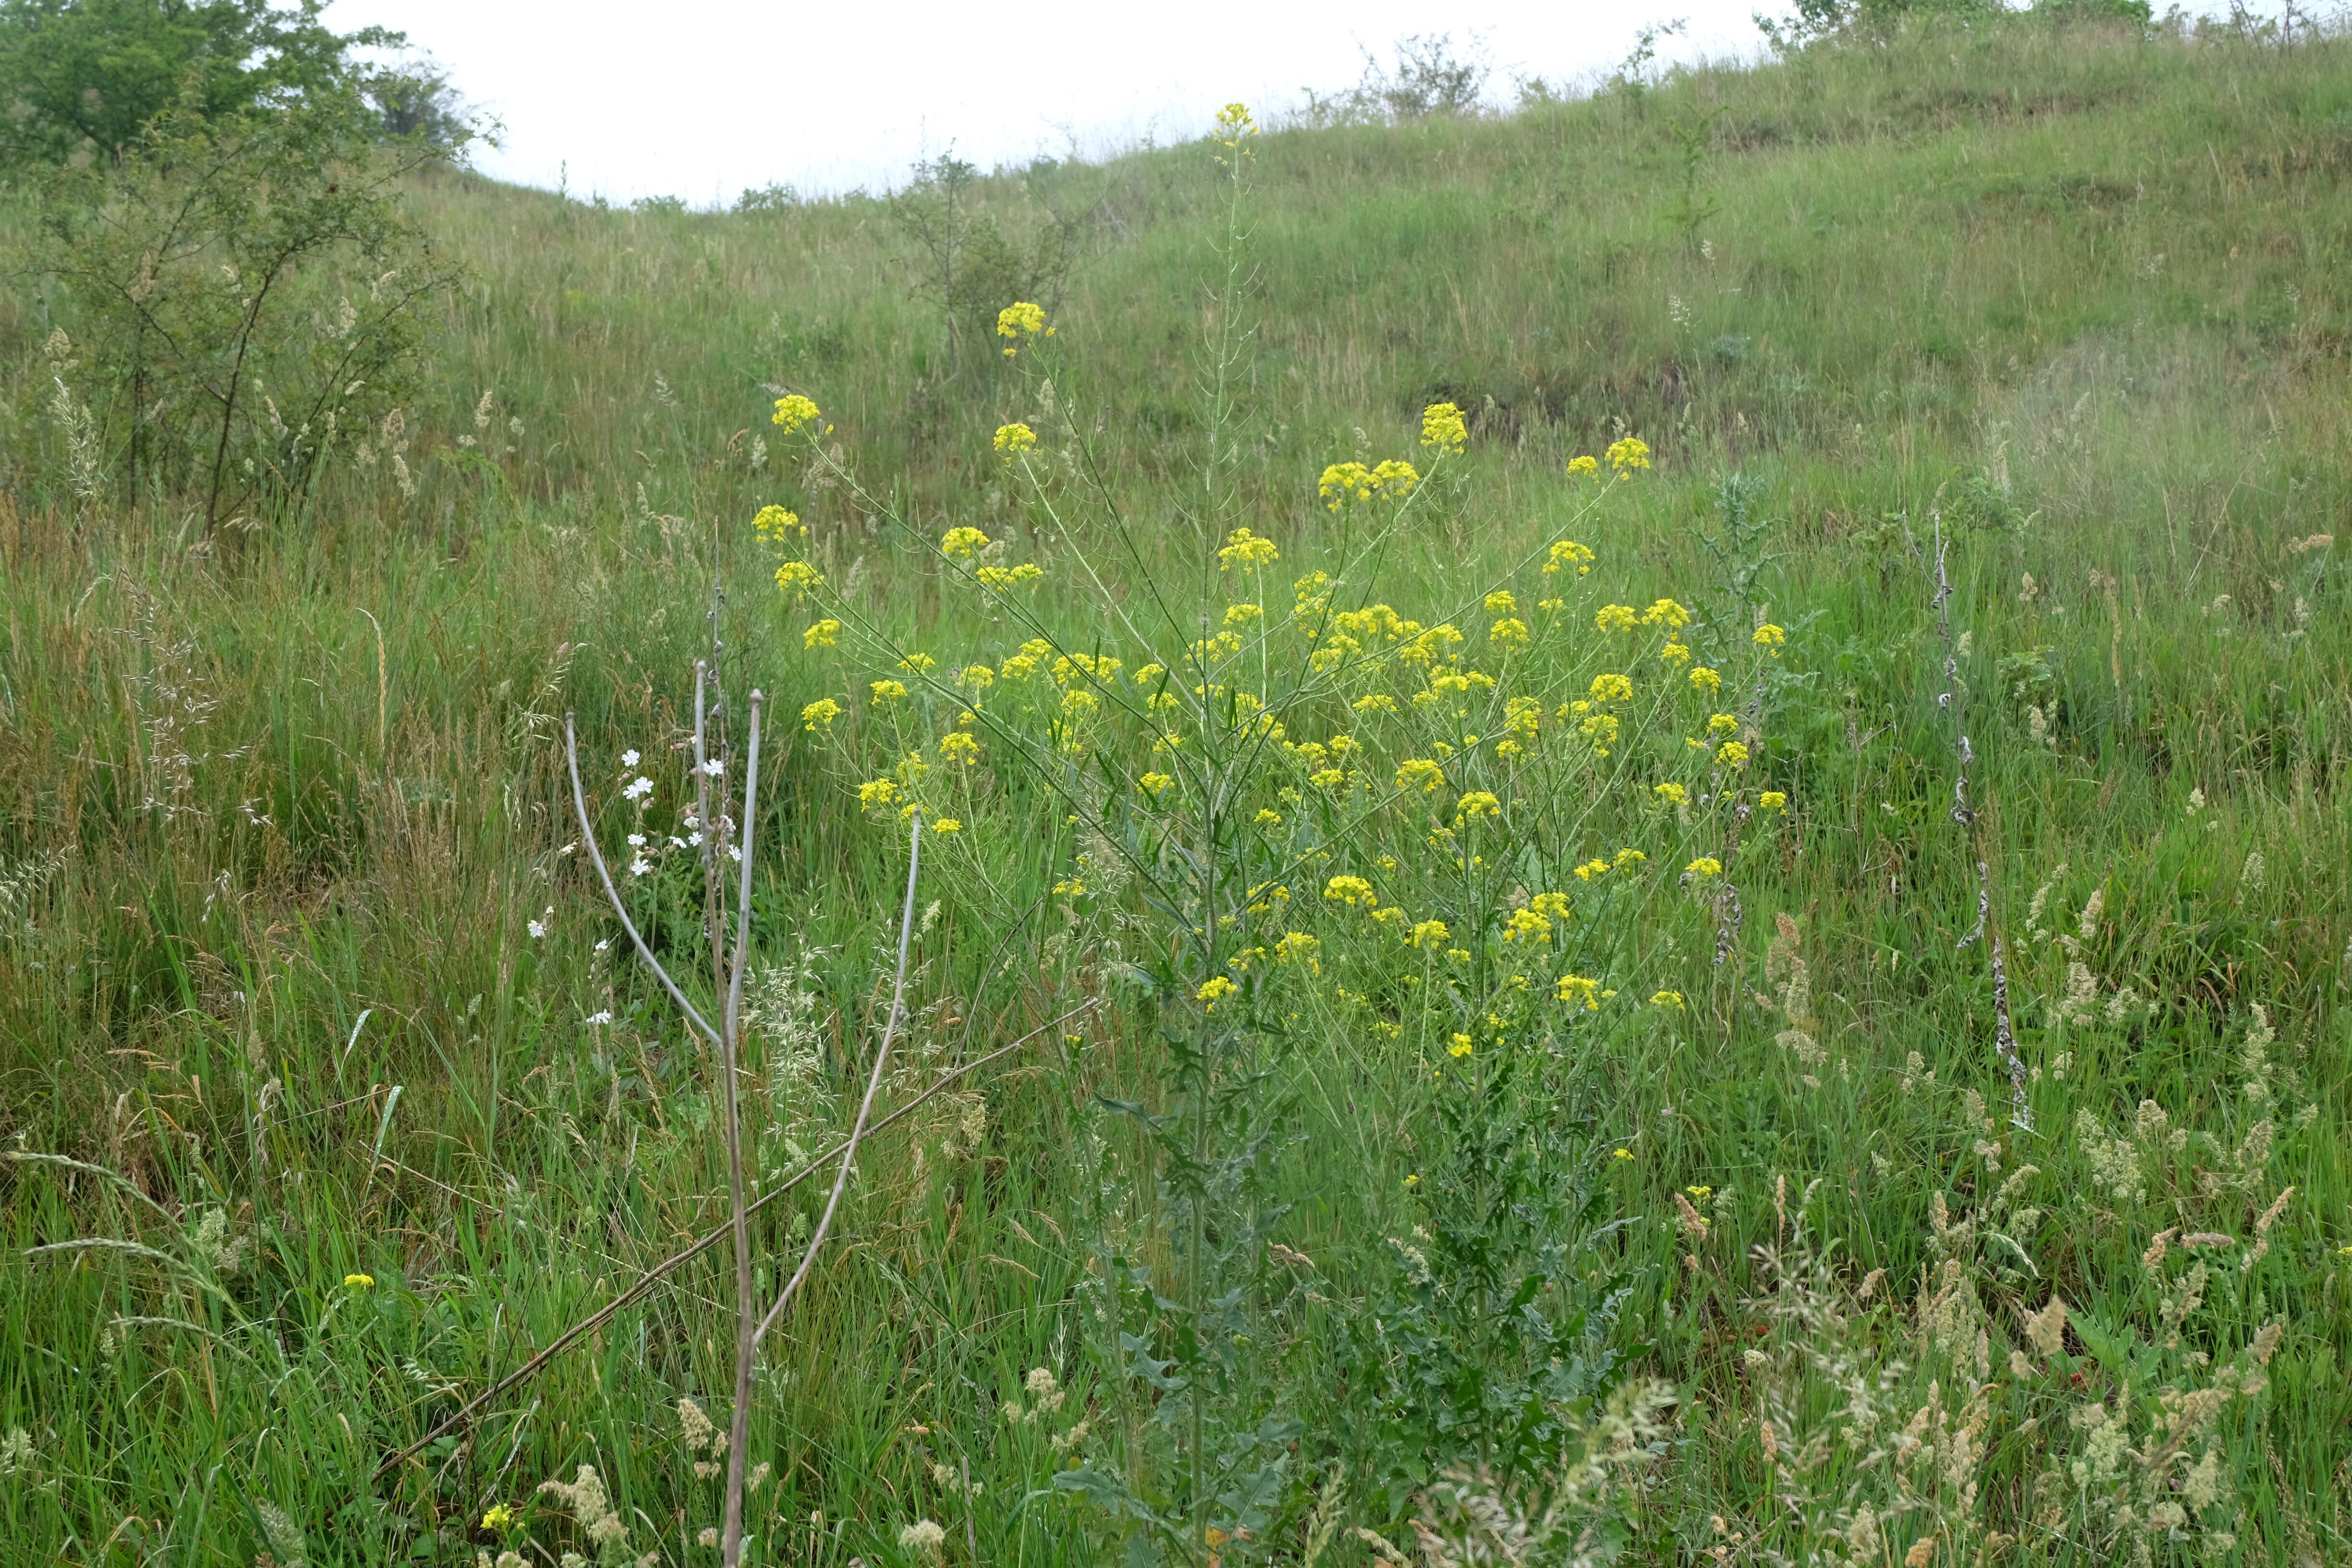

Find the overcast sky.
[{"left": 321, "top": 0, "right": 1777, "bottom": 206}]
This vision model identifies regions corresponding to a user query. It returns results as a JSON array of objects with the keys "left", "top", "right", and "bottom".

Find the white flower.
[
  {"left": 725, "top": 845, "right": 743, "bottom": 862},
  {"left": 622, "top": 776, "right": 653, "bottom": 802},
  {"left": 899, "top": 1520, "right": 946, "bottom": 1555},
  {"left": 585, "top": 1010, "right": 613, "bottom": 1025},
  {"left": 527, "top": 911, "right": 550, "bottom": 939},
  {"left": 626, "top": 833, "right": 647, "bottom": 848},
  {"left": 686, "top": 830, "right": 704, "bottom": 847},
  {"left": 621, "top": 749, "right": 641, "bottom": 768},
  {"left": 668, "top": 836, "right": 686, "bottom": 850},
  {"left": 593, "top": 939, "right": 611, "bottom": 952},
  {"left": 701, "top": 759, "right": 725, "bottom": 777},
  {"left": 628, "top": 857, "right": 652, "bottom": 877}
]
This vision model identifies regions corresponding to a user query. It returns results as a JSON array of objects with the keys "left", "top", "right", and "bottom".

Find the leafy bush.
[{"left": 22, "top": 101, "right": 458, "bottom": 532}]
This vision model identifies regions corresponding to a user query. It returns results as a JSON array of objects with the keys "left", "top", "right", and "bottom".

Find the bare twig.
[
  {"left": 367, "top": 1003, "right": 1092, "bottom": 1482},
  {"left": 725, "top": 809, "right": 923, "bottom": 1565},
  {"left": 718, "top": 692, "right": 764, "bottom": 1562}
]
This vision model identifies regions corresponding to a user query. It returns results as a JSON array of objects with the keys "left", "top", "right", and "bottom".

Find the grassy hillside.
[{"left": 1, "top": 12, "right": 2349, "bottom": 1566}]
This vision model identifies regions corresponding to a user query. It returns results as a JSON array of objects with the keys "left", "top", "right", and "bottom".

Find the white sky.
[{"left": 321, "top": 0, "right": 1774, "bottom": 206}]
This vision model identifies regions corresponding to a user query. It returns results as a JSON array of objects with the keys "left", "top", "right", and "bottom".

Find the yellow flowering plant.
[{"left": 745, "top": 103, "right": 1804, "bottom": 1537}]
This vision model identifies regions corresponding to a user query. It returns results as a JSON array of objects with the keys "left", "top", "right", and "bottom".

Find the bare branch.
[
  {"left": 747, "top": 811, "right": 924, "bottom": 1358},
  {"left": 718, "top": 692, "right": 764, "bottom": 1566}
]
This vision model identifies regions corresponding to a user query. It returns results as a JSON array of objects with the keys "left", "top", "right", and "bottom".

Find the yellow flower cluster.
[
  {"left": 805, "top": 618, "right": 841, "bottom": 649},
  {"left": 941, "top": 526, "right": 990, "bottom": 561},
  {"left": 1605, "top": 436, "right": 1651, "bottom": 472},
  {"left": 976, "top": 564, "right": 1044, "bottom": 591},
  {"left": 772, "top": 394, "right": 820, "bottom": 432},
  {"left": 994, "top": 422, "right": 1039, "bottom": 456},
  {"left": 1502, "top": 907, "right": 1552, "bottom": 943},
  {"left": 753, "top": 504, "right": 804, "bottom": 541},
  {"left": 1315, "top": 459, "right": 1420, "bottom": 511},
  {"left": 1567, "top": 454, "right": 1599, "bottom": 478},
  {"left": 1453, "top": 790, "right": 1501, "bottom": 823},
  {"left": 1543, "top": 539, "right": 1596, "bottom": 576},
  {"left": 996, "top": 301, "right": 1049, "bottom": 355},
  {"left": 1420, "top": 401, "right": 1468, "bottom": 454},
  {"left": 1217, "top": 527, "right": 1279, "bottom": 569},
  {"left": 801, "top": 698, "right": 841, "bottom": 731},
  {"left": 775, "top": 560, "right": 823, "bottom": 601}
]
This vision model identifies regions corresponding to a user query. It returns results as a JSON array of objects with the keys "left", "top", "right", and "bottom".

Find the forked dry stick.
[
  {"left": 703, "top": 673, "right": 764, "bottom": 1565},
  {"left": 720, "top": 805, "right": 923, "bottom": 1566},
  {"left": 366, "top": 1005, "right": 1087, "bottom": 1485}
]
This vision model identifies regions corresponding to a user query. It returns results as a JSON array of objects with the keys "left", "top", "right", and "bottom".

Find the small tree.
[
  {"left": 1301, "top": 33, "right": 1491, "bottom": 126},
  {"left": 888, "top": 153, "right": 1084, "bottom": 350},
  {"left": 356, "top": 54, "right": 478, "bottom": 153},
  {"left": 26, "top": 99, "right": 460, "bottom": 532}
]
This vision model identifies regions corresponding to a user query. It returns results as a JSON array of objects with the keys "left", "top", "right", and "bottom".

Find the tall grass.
[{"left": 0, "top": 12, "right": 2347, "bottom": 1566}]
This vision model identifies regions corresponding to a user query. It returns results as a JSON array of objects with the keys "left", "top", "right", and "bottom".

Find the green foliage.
[
  {"left": 1351, "top": 1080, "right": 1631, "bottom": 1513},
  {"left": 0, "top": 0, "right": 402, "bottom": 168},
  {"left": 21, "top": 100, "right": 458, "bottom": 530}
]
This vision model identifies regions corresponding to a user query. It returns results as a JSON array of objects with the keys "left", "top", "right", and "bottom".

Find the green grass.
[{"left": 1, "top": 11, "right": 2349, "bottom": 1566}]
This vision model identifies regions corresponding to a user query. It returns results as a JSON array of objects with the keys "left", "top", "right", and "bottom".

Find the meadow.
[{"left": 0, "top": 12, "right": 2348, "bottom": 1566}]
